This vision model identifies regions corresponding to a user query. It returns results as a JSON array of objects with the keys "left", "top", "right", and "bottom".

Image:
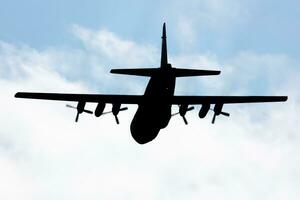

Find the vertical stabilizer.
[{"left": 160, "top": 23, "right": 168, "bottom": 68}]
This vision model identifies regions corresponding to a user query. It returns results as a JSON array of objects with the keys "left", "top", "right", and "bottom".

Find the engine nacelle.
[
  {"left": 95, "top": 102, "right": 106, "bottom": 117},
  {"left": 198, "top": 104, "right": 210, "bottom": 118},
  {"left": 112, "top": 103, "right": 121, "bottom": 116},
  {"left": 77, "top": 101, "right": 86, "bottom": 114},
  {"left": 111, "top": 103, "right": 128, "bottom": 124},
  {"left": 214, "top": 103, "right": 223, "bottom": 115},
  {"left": 179, "top": 104, "right": 188, "bottom": 116}
]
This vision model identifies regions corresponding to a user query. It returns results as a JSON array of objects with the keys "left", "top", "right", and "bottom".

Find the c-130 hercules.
[{"left": 15, "top": 23, "right": 287, "bottom": 144}]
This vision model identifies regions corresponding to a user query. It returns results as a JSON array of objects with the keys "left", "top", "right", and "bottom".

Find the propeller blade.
[
  {"left": 66, "top": 104, "right": 76, "bottom": 109},
  {"left": 187, "top": 106, "right": 195, "bottom": 112},
  {"left": 67, "top": 104, "right": 93, "bottom": 114},
  {"left": 75, "top": 112, "right": 79, "bottom": 122},
  {"left": 210, "top": 108, "right": 230, "bottom": 122},
  {"left": 221, "top": 111, "right": 230, "bottom": 117},
  {"left": 120, "top": 107, "right": 128, "bottom": 112},
  {"left": 114, "top": 115, "right": 119, "bottom": 124},
  {"left": 171, "top": 112, "right": 179, "bottom": 116},
  {"left": 182, "top": 116, "right": 188, "bottom": 125},
  {"left": 102, "top": 107, "right": 128, "bottom": 116},
  {"left": 102, "top": 111, "right": 111, "bottom": 115},
  {"left": 172, "top": 106, "right": 194, "bottom": 117},
  {"left": 83, "top": 109, "right": 93, "bottom": 114},
  {"left": 212, "top": 113, "right": 216, "bottom": 124}
]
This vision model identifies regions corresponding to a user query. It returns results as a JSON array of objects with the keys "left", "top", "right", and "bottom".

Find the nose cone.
[{"left": 130, "top": 123, "right": 160, "bottom": 144}]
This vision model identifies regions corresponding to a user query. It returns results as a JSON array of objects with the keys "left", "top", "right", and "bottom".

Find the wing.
[
  {"left": 15, "top": 92, "right": 287, "bottom": 124},
  {"left": 15, "top": 92, "right": 287, "bottom": 104},
  {"left": 14, "top": 92, "right": 145, "bottom": 124},
  {"left": 15, "top": 92, "right": 143, "bottom": 104},
  {"left": 171, "top": 95, "right": 288, "bottom": 104}
]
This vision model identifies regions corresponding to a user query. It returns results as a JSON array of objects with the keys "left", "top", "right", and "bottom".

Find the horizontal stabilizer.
[
  {"left": 110, "top": 68, "right": 159, "bottom": 77},
  {"left": 171, "top": 68, "right": 220, "bottom": 77},
  {"left": 110, "top": 67, "right": 220, "bottom": 77}
]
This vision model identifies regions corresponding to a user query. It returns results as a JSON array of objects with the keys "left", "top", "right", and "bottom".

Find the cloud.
[
  {"left": 171, "top": 50, "right": 300, "bottom": 99},
  {"left": 0, "top": 25, "right": 299, "bottom": 200},
  {"left": 71, "top": 25, "right": 161, "bottom": 94},
  {"left": 223, "top": 51, "right": 299, "bottom": 94},
  {"left": 72, "top": 25, "right": 159, "bottom": 67}
]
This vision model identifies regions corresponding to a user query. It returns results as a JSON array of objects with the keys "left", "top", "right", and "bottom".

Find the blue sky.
[
  {"left": 1, "top": 0, "right": 299, "bottom": 57},
  {"left": 0, "top": 0, "right": 299, "bottom": 199}
]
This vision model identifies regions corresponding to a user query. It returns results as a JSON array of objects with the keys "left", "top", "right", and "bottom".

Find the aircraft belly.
[{"left": 130, "top": 104, "right": 171, "bottom": 144}]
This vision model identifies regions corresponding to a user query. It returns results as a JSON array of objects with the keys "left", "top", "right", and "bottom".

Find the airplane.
[{"left": 15, "top": 23, "right": 288, "bottom": 144}]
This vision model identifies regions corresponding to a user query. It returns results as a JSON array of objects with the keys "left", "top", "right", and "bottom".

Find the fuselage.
[
  {"left": 129, "top": 23, "right": 174, "bottom": 144},
  {"left": 130, "top": 65, "right": 176, "bottom": 144}
]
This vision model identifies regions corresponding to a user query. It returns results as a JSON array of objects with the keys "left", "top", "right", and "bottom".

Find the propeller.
[
  {"left": 99, "top": 106, "right": 128, "bottom": 124},
  {"left": 172, "top": 106, "right": 194, "bottom": 125},
  {"left": 171, "top": 106, "right": 195, "bottom": 116},
  {"left": 66, "top": 104, "right": 93, "bottom": 114},
  {"left": 113, "top": 107, "right": 128, "bottom": 124},
  {"left": 101, "top": 107, "right": 128, "bottom": 115},
  {"left": 66, "top": 104, "right": 93, "bottom": 122},
  {"left": 210, "top": 109, "right": 230, "bottom": 124}
]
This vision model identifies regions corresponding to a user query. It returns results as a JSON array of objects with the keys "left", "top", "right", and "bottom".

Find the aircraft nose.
[
  {"left": 133, "top": 136, "right": 152, "bottom": 145},
  {"left": 130, "top": 123, "right": 160, "bottom": 145}
]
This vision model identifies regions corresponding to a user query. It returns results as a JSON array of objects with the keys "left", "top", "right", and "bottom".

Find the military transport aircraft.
[{"left": 15, "top": 23, "right": 287, "bottom": 144}]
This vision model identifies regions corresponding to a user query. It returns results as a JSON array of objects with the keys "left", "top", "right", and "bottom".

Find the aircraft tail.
[
  {"left": 160, "top": 23, "right": 168, "bottom": 68},
  {"left": 110, "top": 23, "right": 220, "bottom": 77}
]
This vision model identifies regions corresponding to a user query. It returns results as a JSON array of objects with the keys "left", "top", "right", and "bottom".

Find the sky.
[{"left": 0, "top": 0, "right": 299, "bottom": 199}]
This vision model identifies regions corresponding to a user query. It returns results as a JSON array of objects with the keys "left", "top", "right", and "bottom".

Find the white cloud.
[
  {"left": 72, "top": 25, "right": 159, "bottom": 67},
  {"left": 223, "top": 51, "right": 298, "bottom": 94},
  {"left": 0, "top": 25, "right": 299, "bottom": 200},
  {"left": 171, "top": 50, "right": 299, "bottom": 98}
]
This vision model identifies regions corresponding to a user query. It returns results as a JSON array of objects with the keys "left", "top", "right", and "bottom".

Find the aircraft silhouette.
[{"left": 15, "top": 23, "right": 287, "bottom": 144}]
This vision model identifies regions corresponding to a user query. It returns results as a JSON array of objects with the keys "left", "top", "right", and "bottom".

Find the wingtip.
[
  {"left": 110, "top": 68, "right": 120, "bottom": 74},
  {"left": 14, "top": 92, "right": 20, "bottom": 98},
  {"left": 276, "top": 96, "right": 288, "bottom": 102}
]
